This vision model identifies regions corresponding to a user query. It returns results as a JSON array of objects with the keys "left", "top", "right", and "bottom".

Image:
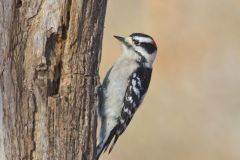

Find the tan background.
[{"left": 99, "top": 0, "right": 240, "bottom": 160}]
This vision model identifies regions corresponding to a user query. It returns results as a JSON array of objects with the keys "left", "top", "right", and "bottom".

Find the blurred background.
[{"left": 99, "top": 0, "right": 240, "bottom": 160}]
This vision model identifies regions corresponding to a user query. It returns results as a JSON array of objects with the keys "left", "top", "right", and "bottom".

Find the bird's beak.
[
  {"left": 114, "top": 35, "right": 131, "bottom": 48},
  {"left": 113, "top": 35, "right": 125, "bottom": 43}
]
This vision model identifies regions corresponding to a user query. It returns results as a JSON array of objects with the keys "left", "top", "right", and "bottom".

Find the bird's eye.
[{"left": 133, "top": 40, "right": 140, "bottom": 46}]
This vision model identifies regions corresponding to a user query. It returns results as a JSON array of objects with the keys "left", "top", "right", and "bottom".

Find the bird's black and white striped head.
[{"left": 114, "top": 33, "right": 157, "bottom": 67}]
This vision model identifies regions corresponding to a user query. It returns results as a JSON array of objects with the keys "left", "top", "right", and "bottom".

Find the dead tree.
[{"left": 0, "top": 0, "right": 107, "bottom": 159}]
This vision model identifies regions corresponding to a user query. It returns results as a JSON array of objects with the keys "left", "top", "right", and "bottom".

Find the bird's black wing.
[{"left": 106, "top": 67, "right": 152, "bottom": 153}]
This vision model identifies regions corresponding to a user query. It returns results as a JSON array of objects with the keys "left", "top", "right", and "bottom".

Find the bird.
[{"left": 96, "top": 33, "right": 157, "bottom": 159}]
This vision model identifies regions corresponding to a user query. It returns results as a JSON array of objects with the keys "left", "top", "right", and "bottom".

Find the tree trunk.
[{"left": 0, "top": 0, "right": 107, "bottom": 160}]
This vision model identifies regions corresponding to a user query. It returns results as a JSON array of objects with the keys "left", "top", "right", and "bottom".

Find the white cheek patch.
[{"left": 135, "top": 46, "right": 145, "bottom": 53}]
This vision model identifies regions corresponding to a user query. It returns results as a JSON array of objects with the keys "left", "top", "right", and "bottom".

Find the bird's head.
[{"left": 114, "top": 33, "right": 157, "bottom": 67}]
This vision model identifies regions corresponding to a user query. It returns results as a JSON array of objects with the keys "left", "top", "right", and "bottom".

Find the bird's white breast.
[{"left": 103, "top": 55, "right": 139, "bottom": 119}]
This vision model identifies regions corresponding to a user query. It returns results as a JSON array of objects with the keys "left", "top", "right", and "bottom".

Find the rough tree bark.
[{"left": 0, "top": 0, "right": 107, "bottom": 160}]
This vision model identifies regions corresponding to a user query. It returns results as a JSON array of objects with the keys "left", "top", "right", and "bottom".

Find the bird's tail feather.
[
  {"left": 96, "top": 141, "right": 105, "bottom": 160},
  {"left": 96, "top": 125, "right": 119, "bottom": 159},
  {"left": 108, "top": 135, "right": 119, "bottom": 153}
]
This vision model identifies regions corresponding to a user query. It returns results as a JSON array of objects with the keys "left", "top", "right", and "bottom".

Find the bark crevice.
[
  {"left": 45, "top": 33, "right": 63, "bottom": 97},
  {"left": 29, "top": 92, "right": 37, "bottom": 160},
  {"left": 16, "top": 0, "right": 22, "bottom": 8}
]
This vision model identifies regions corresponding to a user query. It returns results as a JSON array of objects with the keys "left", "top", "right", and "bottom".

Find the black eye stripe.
[
  {"left": 140, "top": 42, "right": 157, "bottom": 54},
  {"left": 133, "top": 39, "right": 140, "bottom": 45}
]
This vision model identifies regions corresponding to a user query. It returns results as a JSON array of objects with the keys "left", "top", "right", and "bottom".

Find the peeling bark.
[{"left": 0, "top": 0, "right": 107, "bottom": 159}]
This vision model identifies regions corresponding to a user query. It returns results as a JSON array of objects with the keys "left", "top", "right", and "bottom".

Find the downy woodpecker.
[{"left": 96, "top": 33, "right": 157, "bottom": 159}]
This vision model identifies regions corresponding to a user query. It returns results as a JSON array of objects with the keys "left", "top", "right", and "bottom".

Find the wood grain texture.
[{"left": 0, "top": 0, "right": 107, "bottom": 159}]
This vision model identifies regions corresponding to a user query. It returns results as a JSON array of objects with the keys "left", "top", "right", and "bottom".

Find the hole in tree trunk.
[{"left": 16, "top": 0, "right": 22, "bottom": 8}]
